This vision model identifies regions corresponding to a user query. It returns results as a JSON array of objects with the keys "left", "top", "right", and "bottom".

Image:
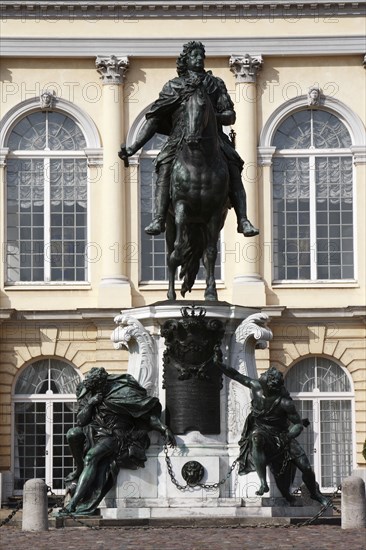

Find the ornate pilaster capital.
[
  {"left": 229, "top": 54, "right": 263, "bottom": 83},
  {"left": 95, "top": 55, "right": 129, "bottom": 85}
]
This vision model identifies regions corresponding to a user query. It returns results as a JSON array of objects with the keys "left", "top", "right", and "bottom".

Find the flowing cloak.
[
  {"left": 145, "top": 70, "right": 244, "bottom": 170},
  {"left": 78, "top": 373, "right": 162, "bottom": 457},
  {"left": 238, "top": 395, "right": 305, "bottom": 478},
  {"left": 70, "top": 374, "right": 162, "bottom": 515}
]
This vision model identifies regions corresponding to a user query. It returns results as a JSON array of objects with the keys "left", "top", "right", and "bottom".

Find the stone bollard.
[
  {"left": 341, "top": 476, "right": 366, "bottom": 529},
  {"left": 22, "top": 478, "right": 49, "bottom": 531}
]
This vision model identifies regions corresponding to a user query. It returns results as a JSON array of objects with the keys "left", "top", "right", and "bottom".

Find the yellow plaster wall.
[
  {"left": 2, "top": 16, "right": 364, "bottom": 39},
  {"left": 0, "top": 319, "right": 129, "bottom": 469}
]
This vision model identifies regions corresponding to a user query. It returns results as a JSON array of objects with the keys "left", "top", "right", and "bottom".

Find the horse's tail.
[{"left": 180, "top": 224, "right": 206, "bottom": 297}]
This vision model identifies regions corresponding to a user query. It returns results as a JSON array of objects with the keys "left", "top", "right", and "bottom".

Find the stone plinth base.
[{"left": 101, "top": 496, "right": 332, "bottom": 520}]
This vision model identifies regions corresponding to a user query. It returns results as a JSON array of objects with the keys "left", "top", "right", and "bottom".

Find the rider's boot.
[
  {"left": 229, "top": 170, "right": 259, "bottom": 237},
  {"left": 145, "top": 167, "right": 171, "bottom": 236},
  {"left": 145, "top": 215, "right": 166, "bottom": 236}
]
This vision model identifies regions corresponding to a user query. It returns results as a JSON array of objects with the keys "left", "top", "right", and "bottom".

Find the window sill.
[
  {"left": 271, "top": 280, "right": 359, "bottom": 289},
  {"left": 4, "top": 282, "right": 92, "bottom": 290},
  {"left": 138, "top": 280, "right": 225, "bottom": 291}
]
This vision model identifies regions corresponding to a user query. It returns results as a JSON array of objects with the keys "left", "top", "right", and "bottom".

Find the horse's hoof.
[
  {"left": 204, "top": 291, "right": 218, "bottom": 301},
  {"left": 255, "top": 483, "right": 269, "bottom": 496},
  {"left": 167, "top": 291, "right": 176, "bottom": 301}
]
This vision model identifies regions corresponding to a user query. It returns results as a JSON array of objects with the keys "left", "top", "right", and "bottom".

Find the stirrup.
[{"left": 145, "top": 217, "right": 166, "bottom": 236}]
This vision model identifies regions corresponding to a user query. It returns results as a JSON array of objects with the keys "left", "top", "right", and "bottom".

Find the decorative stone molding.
[
  {"left": 259, "top": 95, "right": 366, "bottom": 148},
  {"left": 96, "top": 55, "right": 129, "bottom": 85},
  {"left": 258, "top": 146, "right": 276, "bottom": 167},
  {"left": 229, "top": 54, "right": 263, "bottom": 83},
  {"left": 351, "top": 145, "right": 366, "bottom": 164},
  {"left": 112, "top": 314, "right": 158, "bottom": 397},
  {"left": 0, "top": 148, "right": 9, "bottom": 167},
  {"left": 0, "top": 97, "right": 101, "bottom": 150},
  {"left": 40, "top": 90, "right": 56, "bottom": 110},
  {"left": 2, "top": 36, "right": 365, "bottom": 58},
  {"left": 1, "top": 2, "right": 365, "bottom": 20},
  {"left": 84, "top": 148, "right": 103, "bottom": 167},
  {"left": 227, "top": 312, "right": 272, "bottom": 439},
  {"left": 307, "top": 85, "right": 322, "bottom": 107}
]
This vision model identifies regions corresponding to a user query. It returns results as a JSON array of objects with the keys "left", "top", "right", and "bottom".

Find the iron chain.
[
  {"left": 164, "top": 443, "right": 238, "bottom": 491},
  {"left": 0, "top": 500, "right": 22, "bottom": 528}
]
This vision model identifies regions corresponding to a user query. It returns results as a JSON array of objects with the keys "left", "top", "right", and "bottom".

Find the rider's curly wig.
[{"left": 176, "top": 41, "right": 206, "bottom": 76}]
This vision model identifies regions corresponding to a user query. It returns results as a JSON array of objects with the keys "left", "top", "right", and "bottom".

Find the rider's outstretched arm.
[{"left": 120, "top": 117, "right": 160, "bottom": 157}]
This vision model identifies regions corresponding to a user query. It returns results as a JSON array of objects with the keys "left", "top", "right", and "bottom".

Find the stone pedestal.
[
  {"left": 103, "top": 301, "right": 271, "bottom": 518},
  {"left": 104, "top": 300, "right": 327, "bottom": 519}
]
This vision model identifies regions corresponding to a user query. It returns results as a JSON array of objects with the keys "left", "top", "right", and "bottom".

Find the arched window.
[
  {"left": 272, "top": 109, "right": 354, "bottom": 281},
  {"left": 5, "top": 109, "right": 88, "bottom": 283},
  {"left": 13, "top": 358, "right": 81, "bottom": 494},
  {"left": 285, "top": 357, "right": 354, "bottom": 491}
]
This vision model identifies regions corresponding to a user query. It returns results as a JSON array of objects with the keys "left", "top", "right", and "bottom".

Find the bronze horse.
[{"left": 166, "top": 84, "right": 229, "bottom": 301}]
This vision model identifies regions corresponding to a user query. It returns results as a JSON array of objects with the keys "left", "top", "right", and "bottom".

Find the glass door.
[
  {"left": 291, "top": 397, "right": 353, "bottom": 492},
  {"left": 14, "top": 399, "right": 77, "bottom": 494},
  {"left": 14, "top": 401, "right": 46, "bottom": 491},
  {"left": 51, "top": 401, "right": 77, "bottom": 491},
  {"left": 13, "top": 359, "right": 80, "bottom": 494}
]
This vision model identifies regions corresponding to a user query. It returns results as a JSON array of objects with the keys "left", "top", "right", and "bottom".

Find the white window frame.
[
  {"left": 272, "top": 148, "right": 355, "bottom": 283},
  {"left": 286, "top": 358, "right": 356, "bottom": 493},
  {"left": 11, "top": 358, "right": 81, "bottom": 495},
  {"left": 1, "top": 97, "right": 102, "bottom": 288},
  {"left": 259, "top": 94, "right": 366, "bottom": 287}
]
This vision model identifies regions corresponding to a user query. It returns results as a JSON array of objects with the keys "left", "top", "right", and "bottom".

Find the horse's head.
[{"left": 184, "top": 86, "right": 215, "bottom": 149}]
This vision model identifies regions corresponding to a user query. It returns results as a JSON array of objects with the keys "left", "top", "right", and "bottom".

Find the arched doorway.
[
  {"left": 285, "top": 356, "right": 354, "bottom": 492},
  {"left": 12, "top": 358, "right": 81, "bottom": 494}
]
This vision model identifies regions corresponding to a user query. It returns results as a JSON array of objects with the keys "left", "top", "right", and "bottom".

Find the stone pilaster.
[
  {"left": 229, "top": 54, "right": 265, "bottom": 306},
  {"left": 95, "top": 55, "right": 132, "bottom": 307}
]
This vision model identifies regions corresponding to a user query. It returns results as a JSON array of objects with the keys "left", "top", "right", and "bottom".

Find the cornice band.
[
  {"left": 1, "top": 1, "right": 365, "bottom": 20},
  {"left": 1, "top": 36, "right": 365, "bottom": 58}
]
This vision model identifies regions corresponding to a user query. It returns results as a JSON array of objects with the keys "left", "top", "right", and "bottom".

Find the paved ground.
[{"left": 1, "top": 524, "right": 365, "bottom": 550}]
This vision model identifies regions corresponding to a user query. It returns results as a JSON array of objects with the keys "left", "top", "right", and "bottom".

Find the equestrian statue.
[{"left": 119, "top": 41, "right": 259, "bottom": 301}]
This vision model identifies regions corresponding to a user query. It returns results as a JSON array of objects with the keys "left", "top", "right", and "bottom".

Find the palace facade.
[{"left": 0, "top": 1, "right": 365, "bottom": 501}]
